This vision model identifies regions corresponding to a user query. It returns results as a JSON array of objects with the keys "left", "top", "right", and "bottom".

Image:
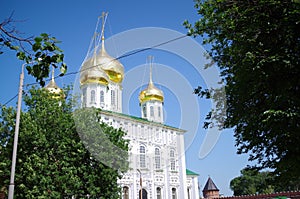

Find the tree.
[
  {"left": 230, "top": 168, "right": 275, "bottom": 196},
  {"left": 184, "top": 0, "right": 300, "bottom": 188},
  {"left": 0, "top": 88, "right": 129, "bottom": 198},
  {"left": 0, "top": 13, "right": 67, "bottom": 86}
]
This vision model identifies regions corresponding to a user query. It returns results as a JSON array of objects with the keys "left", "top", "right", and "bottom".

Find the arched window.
[
  {"left": 140, "top": 145, "right": 146, "bottom": 168},
  {"left": 150, "top": 106, "right": 154, "bottom": 117},
  {"left": 123, "top": 186, "right": 129, "bottom": 199},
  {"left": 142, "top": 105, "right": 147, "bottom": 118},
  {"left": 90, "top": 90, "right": 96, "bottom": 104},
  {"left": 170, "top": 149, "right": 175, "bottom": 171},
  {"left": 155, "top": 148, "right": 161, "bottom": 169},
  {"left": 156, "top": 187, "right": 161, "bottom": 199},
  {"left": 100, "top": 90, "right": 104, "bottom": 103},
  {"left": 139, "top": 189, "right": 148, "bottom": 199},
  {"left": 170, "top": 149, "right": 175, "bottom": 158},
  {"left": 111, "top": 90, "right": 115, "bottom": 106},
  {"left": 158, "top": 106, "right": 161, "bottom": 117},
  {"left": 172, "top": 188, "right": 177, "bottom": 199},
  {"left": 187, "top": 188, "right": 191, "bottom": 199}
]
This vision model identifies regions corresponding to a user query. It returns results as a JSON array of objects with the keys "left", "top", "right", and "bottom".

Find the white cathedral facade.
[{"left": 76, "top": 15, "right": 200, "bottom": 199}]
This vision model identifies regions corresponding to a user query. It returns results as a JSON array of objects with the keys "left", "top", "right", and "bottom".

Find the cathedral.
[{"left": 64, "top": 14, "right": 200, "bottom": 199}]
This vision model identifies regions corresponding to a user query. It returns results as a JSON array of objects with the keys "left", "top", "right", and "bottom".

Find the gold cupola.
[
  {"left": 80, "top": 12, "right": 124, "bottom": 84},
  {"left": 45, "top": 67, "right": 65, "bottom": 99},
  {"left": 96, "top": 35, "right": 124, "bottom": 83},
  {"left": 80, "top": 52, "right": 109, "bottom": 86},
  {"left": 139, "top": 58, "right": 164, "bottom": 104}
]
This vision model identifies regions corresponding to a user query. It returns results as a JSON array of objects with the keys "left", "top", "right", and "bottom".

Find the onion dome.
[
  {"left": 139, "top": 62, "right": 164, "bottom": 103},
  {"left": 139, "top": 81, "right": 164, "bottom": 103},
  {"left": 80, "top": 54, "right": 109, "bottom": 86},
  {"left": 45, "top": 68, "right": 65, "bottom": 99},
  {"left": 96, "top": 37, "right": 124, "bottom": 83},
  {"left": 80, "top": 12, "right": 124, "bottom": 85}
]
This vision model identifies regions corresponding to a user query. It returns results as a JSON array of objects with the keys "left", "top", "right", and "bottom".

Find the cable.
[
  {"left": 2, "top": 93, "right": 18, "bottom": 106},
  {"left": 61, "top": 34, "right": 188, "bottom": 79},
  {"left": 116, "top": 34, "right": 187, "bottom": 60}
]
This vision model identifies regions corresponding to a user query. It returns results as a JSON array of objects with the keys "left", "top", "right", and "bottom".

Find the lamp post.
[
  {"left": 7, "top": 61, "right": 32, "bottom": 199},
  {"left": 137, "top": 169, "right": 142, "bottom": 199}
]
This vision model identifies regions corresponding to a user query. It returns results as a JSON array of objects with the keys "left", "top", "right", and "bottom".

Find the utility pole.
[{"left": 8, "top": 62, "right": 25, "bottom": 199}]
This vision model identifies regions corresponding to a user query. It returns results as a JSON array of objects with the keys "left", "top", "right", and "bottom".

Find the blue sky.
[{"left": 1, "top": 0, "right": 249, "bottom": 196}]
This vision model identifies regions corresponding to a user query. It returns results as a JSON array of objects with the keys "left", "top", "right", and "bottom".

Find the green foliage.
[
  {"left": 25, "top": 33, "right": 67, "bottom": 86},
  {"left": 73, "top": 108, "right": 129, "bottom": 172},
  {"left": 230, "top": 168, "right": 275, "bottom": 196},
  {"left": 185, "top": 0, "right": 300, "bottom": 188},
  {"left": 0, "top": 88, "right": 128, "bottom": 198},
  {"left": 0, "top": 16, "right": 67, "bottom": 86}
]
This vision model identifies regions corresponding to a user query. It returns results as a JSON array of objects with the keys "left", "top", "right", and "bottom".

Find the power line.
[
  {"left": 2, "top": 93, "right": 18, "bottom": 106},
  {"left": 2, "top": 34, "right": 189, "bottom": 106},
  {"left": 55, "top": 34, "right": 188, "bottom": 80}
]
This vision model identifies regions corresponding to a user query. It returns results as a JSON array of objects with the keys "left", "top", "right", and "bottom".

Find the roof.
[
  {"left": 203, "top": 177, "right": 219, "bottom": 191},
  {"left": 100, "top": 109, "right": 186, "bottom": 133},
  {"left": 186, "top": 169, "right": 199, "bottom": 176}
]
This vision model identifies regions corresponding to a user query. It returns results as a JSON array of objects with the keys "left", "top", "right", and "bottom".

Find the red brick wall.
[{"left": 214, "top": 191, "right": 300, "bottom": 199}]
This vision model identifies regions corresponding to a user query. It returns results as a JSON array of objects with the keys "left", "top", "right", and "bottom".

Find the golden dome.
[
  {"left": 80, "top": 54, "right": 109, "bottom": 86},
  {"left": 45, "top": 69, "right": 65, "bottom": 99},
  {"left": 139, "top": 60, "right": 164, "bottom": 103},
  {"left": 139, "top": 81, "right": 164, "bottom": 103},
  {"left": 96, "top": 38, "right": 124, "bottom": 83},
  {"left": 80, "top": 13, "right": 124, "bottom": 85}
]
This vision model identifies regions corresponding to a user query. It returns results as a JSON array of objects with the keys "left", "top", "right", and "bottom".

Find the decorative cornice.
[{"left": 100, "top": 109, "right": 186, "bottom": 133}]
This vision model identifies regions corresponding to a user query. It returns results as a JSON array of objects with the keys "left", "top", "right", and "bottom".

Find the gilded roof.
[
  {"left": 80, "top": 38, "right": 124, "bottom": 85},
  {"left": 80, "top": 55, "right": 109, "bottom": 86},
  {"left": 139, "top": 60, "right": 164, "bottom": 103},
  {"left": 44, "top": 69, "right": 65, "bottom": 99}
]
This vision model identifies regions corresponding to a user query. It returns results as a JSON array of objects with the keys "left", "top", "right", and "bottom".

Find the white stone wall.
[
  {"left": 100, "top": 112, "right": 188, "bottom": 199},
  {"left": 186, "top": 175, "right": 200, "bottom": 199}
]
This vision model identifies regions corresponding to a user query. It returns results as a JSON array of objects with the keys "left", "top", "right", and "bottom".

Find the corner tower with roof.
[{"left": 203, "top": 177, "right": 220, "bottom": 199}]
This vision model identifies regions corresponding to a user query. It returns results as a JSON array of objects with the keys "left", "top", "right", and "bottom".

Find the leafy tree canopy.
[
  {"left": 0, "top": 13, "right": 67, "bottom": 86},
  {"left": 184, "top": 0, "right": 300, "bottom": 188},
  {"left": 0, "top": 88, "right": 128, "bottom": 198},
  {"left": 230, "top": 168, "right": 275, "bottom": 196}
]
